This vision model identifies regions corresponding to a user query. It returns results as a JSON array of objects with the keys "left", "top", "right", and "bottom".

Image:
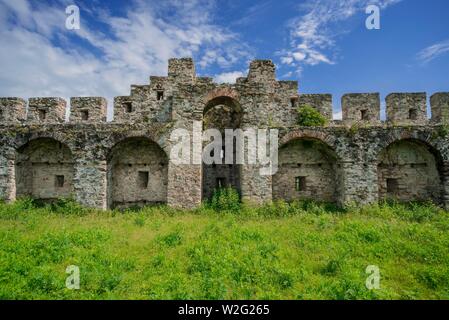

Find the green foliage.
[
  {"left": 157, "top": 230, "right": 183, "bottom": 247},
  {"left": 208, "top": 187, "right": 241, "bottom": 212},
  {"left": 0, "top": 200, "right": 449, "bottom": 299},
  {"left": 297, "top": 104, "right": 327, "bottom": 127}
]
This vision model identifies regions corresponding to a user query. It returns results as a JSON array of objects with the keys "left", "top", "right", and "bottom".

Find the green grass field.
[{"left": 1, "top": 197, "right": 449, "bottom": 300}]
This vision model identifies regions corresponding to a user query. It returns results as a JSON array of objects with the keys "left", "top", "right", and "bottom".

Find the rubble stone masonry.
[{"left": 1, "top": 58, "right": 449, "bottom": 210}]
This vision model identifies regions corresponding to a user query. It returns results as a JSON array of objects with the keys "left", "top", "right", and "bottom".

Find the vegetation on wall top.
[{"left": 297, "top": 105, "right": 327, "bottom": 127}]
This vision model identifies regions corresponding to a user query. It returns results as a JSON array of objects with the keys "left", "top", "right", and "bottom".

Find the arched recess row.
[
  {"left": 106, "top": 137, "right": 168, "bottom": 209},
  {"left": 377, "top": 139, "right": 444, "bottom": 204},
  {"left": 273, "top": 138, "right": 342, "bottom": 203},
  {"left": 15, "top": 138, "right": 75, "bottom": 201}
]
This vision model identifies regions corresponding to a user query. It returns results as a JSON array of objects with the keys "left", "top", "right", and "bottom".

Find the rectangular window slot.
[
  {"left": 81, "top": 110, "right": 89, "bottom": 120},
  {"left": 125, "top": 103, "right": 133, "bottom": 113},
  {"left": 360, "top": 109, "right": 368, "bottom": 120},
  {"left": 386, "top": 178, "right": 399, "bottom": 194},
  {"left": 290, "top": 98, "right": 297, "bottom": 108},
  {"left": 138, "top": 171, "right": 149, "bottom": 189},
  {"left": 295, "top": 176, "right": 306, "bottom": 191},
  {"left": 157, "top": 91, "right": 164, "bottom": 101},
  {"left": 0, "top": 110, "right": 4, "bottom": 120},
  {"left": 411, "top": 163, "right": 428, "bottom": 168},
  {"left": 216, "top": 177, "right": 226, "bottom": 189},
  {"left": 38, "top": 109, "right": 47, "bottom": 120},
  {"left": 55, "top": 175, "right": 65, "bottom": 188},
  {"left": 409, "top": 109, "right": 418, "bottom": 120}
]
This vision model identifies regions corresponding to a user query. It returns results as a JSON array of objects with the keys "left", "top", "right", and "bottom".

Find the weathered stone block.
[
  {"left": 386, "top": 93, "right": 427, "bottom": 124},
  {"left": 0, "top": 97, "right": 26, "bottom": 123},
  {"left": 28, "top": 97, "right": 66, "bottom": 123},
  {"left": 168, "top": 58, "right": 196, "bottom": 84},
  {"left": 430, "top": 92, "right": 449, "bottom": 123},
  {"left": 70, "top": 97, "right": 107, "bottom": 123},
  {"left": 113, "top": 96, "right": 133, "bottom": 122},
  {"left": 342, "top": 93, "right": 380, "bottom": 123},
  {"left": 247, "top": 60, "right": 276, "bottom": 83}
]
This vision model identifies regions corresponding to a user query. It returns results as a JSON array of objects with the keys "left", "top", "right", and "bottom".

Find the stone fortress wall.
[{"left": 1, "top": 58, "right": 449, "bottom": 210}]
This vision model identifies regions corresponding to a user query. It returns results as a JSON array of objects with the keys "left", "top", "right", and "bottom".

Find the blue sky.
[{"left": 0, "top": 0, "right": 448, "bottom": 119}]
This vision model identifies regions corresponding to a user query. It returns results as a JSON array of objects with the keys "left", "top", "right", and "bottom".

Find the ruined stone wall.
[{"left": 0, "top": 59, "right": 448, "bottom": 210}]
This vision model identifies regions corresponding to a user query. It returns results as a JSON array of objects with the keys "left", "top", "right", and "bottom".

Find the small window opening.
[
  {"left": 0, "top": 110, "right": 4, "bottom": 120},
  {"left": 290, "top": 97, "right": 297, "bottom": 108},
  {"left": 360, "top": 109, "right": 369, "bottom": 120},
  {"left": 295, "top": 176, "right": 306, "bottom": 191},
  {"left": 157, "top": 91, "right": 164, "bottom": 101},
  {"left": 138, "top": 171, "right": 149, "bottom": 189},
  {"left": 38, "top": 109, "right": 47, "bottom": 120},
  {"left": 216, "top": 177, "right": 226, "bottom": 189},
  {"left": 125, "top": 103, "right": 133, "bottom": 113},
  {"left": 386, "top": 178, "right": 399, "bottom": 194},
  {"left": 55, "top": 175, "right": 65, "bottom": 188},
  {"left": 409, "top": 109, "right": 418, "bottom": 120},
  {"left": 81, "top": 110, "right": 89, "bottom": 121}
]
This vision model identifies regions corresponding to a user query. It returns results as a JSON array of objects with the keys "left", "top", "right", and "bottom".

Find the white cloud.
[
  {"left": 0, "top": 0, "right": 251, "bottom": 120},
  {"left": 280, "top": 0, "right": 402, "bottom": 73},
  {"left": 214, "top": 71, "right": 245, "bottom": 84},
  {"left": 417, "top": 39, "right": 449, "bottom": 64}
]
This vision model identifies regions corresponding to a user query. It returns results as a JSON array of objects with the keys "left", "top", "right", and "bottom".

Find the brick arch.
[
  {"left": 203, "top": 87, "right": 242, "bottom": 116},
  {"left": 279, "top": 129, "right": 341, "bottom": 160},
  {"left": 377, "top": 137, "right": 443, "bottom": 162},
  {"left": 14, "top": 132, "right": 75, "bottom": 155},
  {"left": 203, "top": 86, "right": 240, "bottom": 105},
  {"left": 104, "top": 131, "right": 170, "bottom": 159}
]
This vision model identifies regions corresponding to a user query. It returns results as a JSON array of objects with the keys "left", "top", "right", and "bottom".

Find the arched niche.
[
  {"left": 377, "top": 139, "right": 443, "bottom": 203},
  {"left": 107, "top": 137, "right": 168, "bottom": 209},
  {"left": 273, "top": 138, "right": 341, "bottom": 203},
  {"left": 202, "top": 95, "right": 243, "bottom": 200},
  {"left": 15, "top": 138, "right": 74, "bottom": 200}
]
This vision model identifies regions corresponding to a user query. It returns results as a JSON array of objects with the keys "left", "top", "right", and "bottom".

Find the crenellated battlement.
[
  {"left": 0, "top": 58, "right": 448, "bottom": 211},
  {"left": 1, "top": 58, "right": 447, "bottom": 127}
]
